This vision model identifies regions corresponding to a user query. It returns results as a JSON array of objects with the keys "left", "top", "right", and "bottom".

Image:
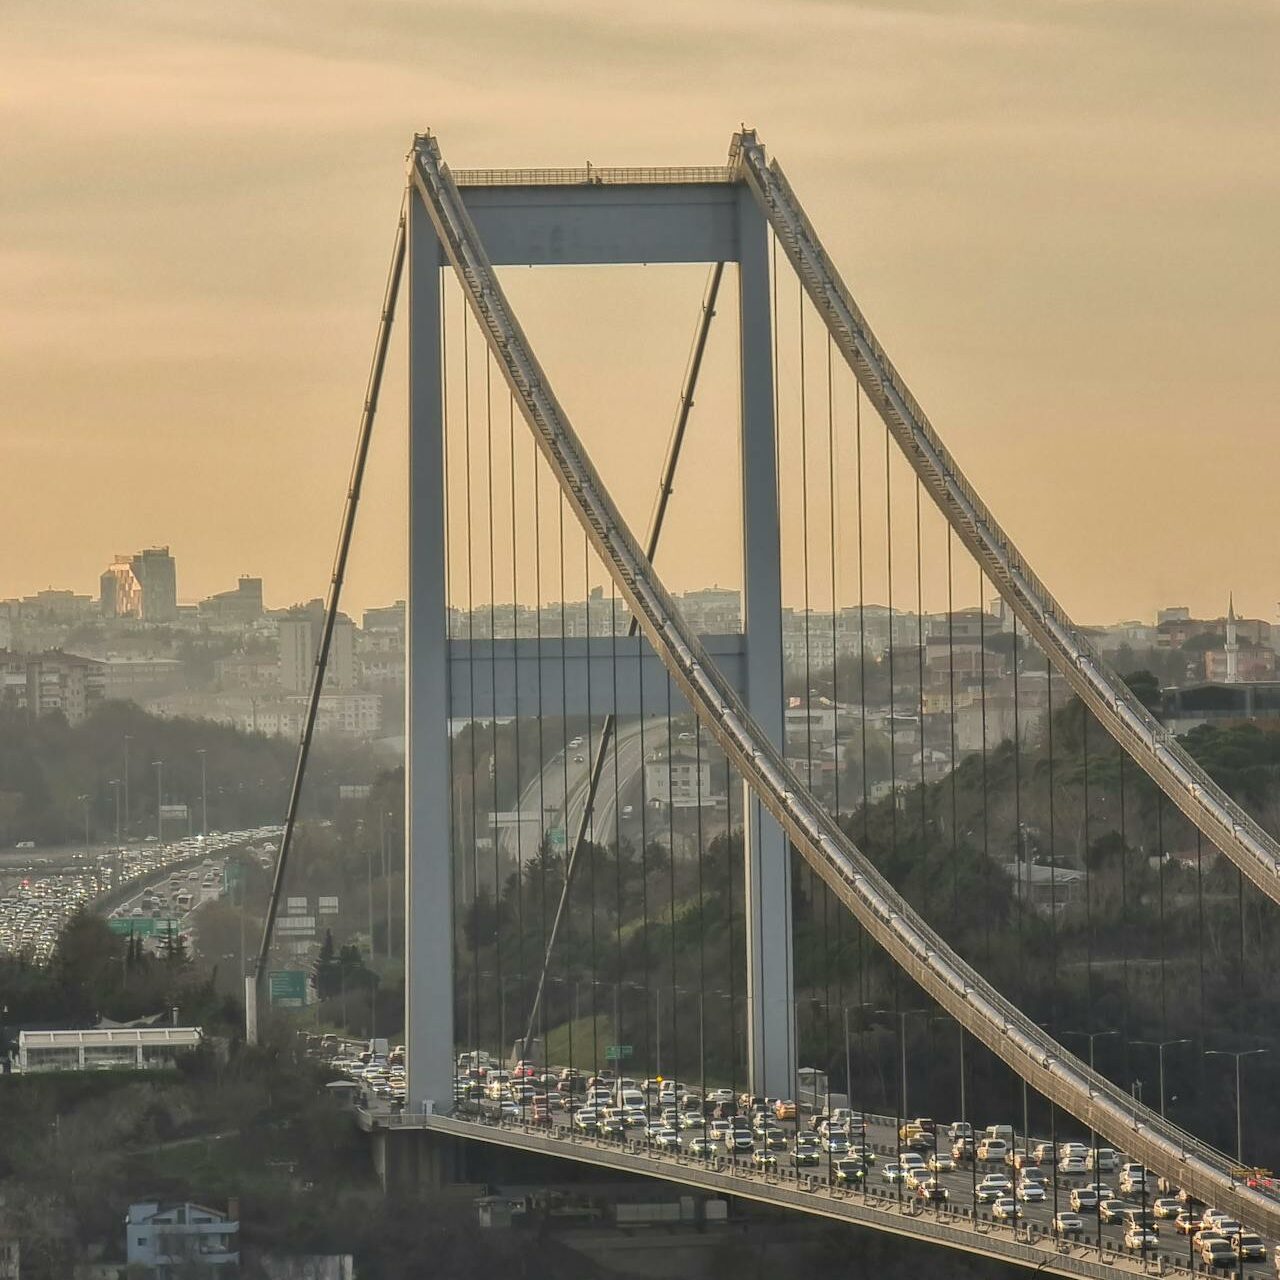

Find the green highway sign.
[
  {"left": 604, "top": 1044, "right": 633, "bottom": 1061},
  {"left": 108, "top": 917, "right": 180, "bottom": 938},
  {"left": 269, "top": 970, "right": 307, "bottom": 1008}
]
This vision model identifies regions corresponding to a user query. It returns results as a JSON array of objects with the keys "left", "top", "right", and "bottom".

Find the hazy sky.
[{"left": 4, "top": 0, "right": 1278, "bottom": 625}]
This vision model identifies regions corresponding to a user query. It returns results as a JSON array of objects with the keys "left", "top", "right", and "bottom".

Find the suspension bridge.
[{"left": 267, "top": 129, "right": 1280, "bottom": 1275}]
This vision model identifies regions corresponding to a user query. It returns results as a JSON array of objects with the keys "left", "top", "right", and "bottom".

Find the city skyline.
[{"left": 4, "top": 2, "right": 1279, "bottom": 624}]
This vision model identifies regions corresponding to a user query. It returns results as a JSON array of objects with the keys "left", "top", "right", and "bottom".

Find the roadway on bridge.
[{"left": 456, "top": 1099, "right": 1270, "bottom": 1276}]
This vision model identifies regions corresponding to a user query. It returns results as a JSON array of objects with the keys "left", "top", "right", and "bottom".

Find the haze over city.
[
  {"left": 5, "top": 0, "right": 1280, "bottom": 621},
  {"left": 6, "top": 5, "right": 1280, "bottom": 1280}
]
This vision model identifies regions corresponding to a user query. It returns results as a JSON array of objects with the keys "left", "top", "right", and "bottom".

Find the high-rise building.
[
  {"left": 278, "top": 609, "right": 354, "bottom": 693},
  {"left": 100, "top": 546, "right": 177, "bottom": 622}
]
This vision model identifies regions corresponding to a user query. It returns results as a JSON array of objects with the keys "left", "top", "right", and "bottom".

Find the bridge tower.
[{"left": 405, "top": 162, "right": 796, "bottom": 1112}]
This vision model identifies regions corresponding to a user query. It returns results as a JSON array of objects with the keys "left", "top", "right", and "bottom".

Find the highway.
[{"left": 501, "top": 719, "right": 652, "bottom": 860}]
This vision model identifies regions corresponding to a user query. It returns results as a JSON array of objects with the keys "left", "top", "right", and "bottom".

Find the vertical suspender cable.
[
  {"left": 486, "top": 347, "right": 503, "bottom": 1057},
  {"left": 520, "top": 263, "right": 725, "bottom": 1051},
  {"left": 254, "top": 195, "right": 406, "bottom": 1006}
]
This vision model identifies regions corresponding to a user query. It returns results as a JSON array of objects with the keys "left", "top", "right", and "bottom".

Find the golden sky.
[{"left": 3, "top": 0, "right": 1278, "bottom": 624}]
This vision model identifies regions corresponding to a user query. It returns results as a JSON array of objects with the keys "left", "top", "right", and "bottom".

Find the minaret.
[{"left": 1225, "top": 594, "right": 1239, "bottom": 684}]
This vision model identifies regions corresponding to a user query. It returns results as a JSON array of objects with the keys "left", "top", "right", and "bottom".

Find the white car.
[
  {"left": 992, "top": 1197, "right": 1022, "bottom": 1222},
  {"left": 1059, "top": 1156, "right": 1089, "bottom": 1176},
  {"left": 927, "top": 1152, "right": 955, "bottom": 1173},
  {"left": 1017, "top": 1181, "right": 1046, "bottom": 1203}
]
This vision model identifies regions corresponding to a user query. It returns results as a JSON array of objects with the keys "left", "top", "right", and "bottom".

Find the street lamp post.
[
  {"left": 196, "top": 749, "right": 208, "bottom": 839},
  {"left": 76, "top": 794, "right": 90, "bottom": 849},
  {"left": 1205, "top": 1048, "right": 1267, "bottom": 1167},
  {"left": 875, "top": 1007, "right": 928, "bottom": 1119},
  {"left": 152, "top": 761, "right": 163, "bottom": 842},
  {"left": 108, "top": 779, "right": 121, "bottom": 846},
  {"left": 1062, "top": 1029, "right": 1118, "bottom": 1256},
  {"left": 123, "top": 734, "right": 131, "bottom": 838},
  {"left": 1131, "top": 1038, "right": 1191, "bottom": 1118}
]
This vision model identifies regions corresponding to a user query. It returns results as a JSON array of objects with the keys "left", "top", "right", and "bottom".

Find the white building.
[
  {"left": 126, "top": 1201, "right": 239, "bottom": 1275},
  {"left": 17, "top": 1026, "right": 202, "bottom": 1073},
  {"left": 643, "top": 749, "right": 714, "bottom": 809}
]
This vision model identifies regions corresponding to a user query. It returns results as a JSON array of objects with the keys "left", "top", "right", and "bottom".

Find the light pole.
[
  {"left": 152, "top": 761, "right": 163, "bottom": 842},
  {"left": 1131, "top": 1038, "right": 1190, "bottom": 1118},
  {"left": 1205, "top": 1048, "right": 1267, "bottom": 1167},
  {"left": 108, "top": 779, "right": 121, "bottom": 845},
  {"left": 876, "top": 1007, "right": 928, "bottom": 1119},
  {"left": 123, "top": 734, "right": 131, "bottom": 838},
  {"left": 76, "top": 794, "right": 90, "bottom": 849},
  {"left": 1062, "top": 1029, "right": 1117, "bottom": 1255},
  {"left": 196, "top": 749, "right": 208, "bottom": 838}
]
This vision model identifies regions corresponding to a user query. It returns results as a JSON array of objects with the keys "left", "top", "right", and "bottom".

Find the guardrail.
[
  {"left": 370, "top": 1107, "right": 1221, "bottom": 1280},
  {"left": 451, "top": 165, "right": 735, "bottom": 188}
]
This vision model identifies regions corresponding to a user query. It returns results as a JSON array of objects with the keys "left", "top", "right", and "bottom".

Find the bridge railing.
[{"left": 378, "top": 1107, "right": 1215, "bottom": 1280}]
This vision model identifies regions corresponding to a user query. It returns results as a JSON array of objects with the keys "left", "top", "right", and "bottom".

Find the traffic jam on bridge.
[{"left": 405, "top": 1052, "right": 1280, "bottom": 1275}]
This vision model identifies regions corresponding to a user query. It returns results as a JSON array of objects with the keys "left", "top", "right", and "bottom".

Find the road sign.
[
  {"left": 547, "top": 827, "right": 566, "bottom": 849},
  {"left": 604, "top": 1044, "right": 633, "bottom": 1061},
  {"left": 286, "top": 896, "right": 308, "bottom": 914},
  {"left": 269, "top": 970, "right": 307, "bottom": 1008},
  {"left": 318, "top": 896, "right": 339, "bottom": 914},
  {"left": 108, "top": 916, "right": 181, "bottom": 938},
  {"left": 159, "top": 803, "right": 189, "bottom": 821}
]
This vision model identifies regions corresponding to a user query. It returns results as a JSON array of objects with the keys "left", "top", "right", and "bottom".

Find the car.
[
  {"left": 1054, "top": 1212, "right": 1085, "bottom": 1236},
  {"left": 905, "top": 1167, "right": 931, "bottom": 1191},
  {"left": 1152, "top": 1197, "right": 1182, "bottom": 1219},
  {"left": 599, "top": 1115, "right": 625, "bottom": 1138},
  {"left": 952, "top": 1138, "right": 975, "bottom": 1161},
  {"left": 822, "top": 1133, "right": 850, "bottom": 1155},
  {"left": 725, "top": 1129, "right": 754, "bottom": 1154},
  {"left": 977, "top": 1175, "right": 1012, "bottom": 1203},
  {"left": 916, "top": 1180, "right": 949, "bottom": 1203},
  {"left": 653, "top": 1128, "right": 681, "bottom": 1152},
  {"left": 1210, "top": 1220, "right": 1243, "bottom": 1240},
  {"left": 948, "top": 1121, "right": 973, "bottom": 1141},
  {"left": 794, "top": 1143, "right": 821, "bottom": 1168},
  {"left": 927, "top": 1152, "right": 954, "bottom": 1173},
  {"left": 1099, "top": 1199, "right": 1127, "bottom": 1225},
  {"left": 706, "top": 1087, "right": 735, "bottom": 1105},
  {"left": 573, "top": 1108, "right": 600, "bottom": 1134},
  {"left": 679, "top": 1111, "right": 706, "bottom": 1131},
  {"left": 1088, "top": 1148, "right": 1118, "bottom": 1172},
  {"left": 881, "top": 1163, "right": 907, "bottom": 1185},
  {"left": 765, "top": 1130, "right": 789, "bottom": 1152},
  {"left": 1058, "top": 1142, "right": 1089, "bottom": 1163},
  {"left": 1230, "top": 1233, "right": 1266, "bottom": 1261},
  {"left": 774, "top": 1099, "right": 798, "bottom": 1121},
  {"left": 1119, "top": 1165, "right": 1152, "bottom": 1195},
  {"left": 1017, "top": 1181, "right": 1046, "bottom": 1203},
  {"left": 833, "top": 1158, "right": 866, "bottom": 1185},
  {"left": 708, "top": 1120, "right": 731, "bottom": 1140},
  {"left": 1173, "top": 1213, "right": 1199, "bottom": 1236},
  {"left": 1201, "top": 1239, "right": 1237, "bottom": 1269},
  {"left": 1058, "top": 1156, "right": 1089, "bottom": 1177},
  {"left": 688, "top": 1137, "right": 716, "bottom": 1159},
  {"left": 1124, "top": 1227, "right": 1159, "bottom": 1252},
  {"left": 977, "top": 1139, "right": 1008, "bottom": 1162},
  {"left": 991, "top": 1198, "right": 1022, "bottom": 1222},
  {"left": 752, "top": 1149, "right": 779, "bottom": 1172}
]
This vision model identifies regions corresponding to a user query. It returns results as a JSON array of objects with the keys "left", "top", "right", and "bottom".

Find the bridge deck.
[{"left": 360, "top": 1108, "right": 1210, "bottom": 1280}]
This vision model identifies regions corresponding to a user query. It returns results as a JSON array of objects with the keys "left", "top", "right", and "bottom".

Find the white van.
[
  {"left": 1088, "top": 1148, "right": 1119, "bottom": 1172},
  {"left": 983, "top": 1124, "right": 1015, "bottom": 1144},
  {"left": 977, "top": 1138, "right": 1009, "bottom": 1162}
]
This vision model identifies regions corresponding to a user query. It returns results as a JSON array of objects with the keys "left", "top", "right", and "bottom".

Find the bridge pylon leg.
[
  {"left": 737, "top": 187, "right": 796, "bottom": 1100},
  {"left": 405, "top": 192, "right": 455, "bottom": 1115}
]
